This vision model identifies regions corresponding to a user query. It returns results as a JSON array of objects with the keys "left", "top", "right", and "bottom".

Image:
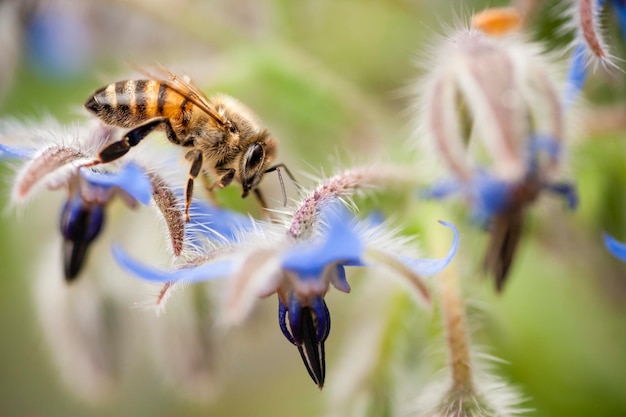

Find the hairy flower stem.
[
  {"left": 579, "top": 0, "right": 606, "bottom": 61},
  {"left": 440, "top": 261, "right": 473, "bottom": 395},
  {"left": 430, "top": 220, "right": 473, "bottom": 396},
  {"left": 288, "top": 165, "right": 416, "bottom": 240}
]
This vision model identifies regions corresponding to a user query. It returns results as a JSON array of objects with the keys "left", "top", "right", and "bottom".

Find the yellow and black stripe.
[{"left": 85, "top": 80, "right": 183, "bottom": 128}]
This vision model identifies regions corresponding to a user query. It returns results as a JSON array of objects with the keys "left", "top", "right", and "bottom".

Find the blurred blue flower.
[
  {"left": 0, "top": 120, "right": 160, "bottom": 281},
  {"left": 422, "top": 136, "right": 576, "bottom": 291},
  {"left": 414, "top": 24, "right": 577, "bottom": 291},
  {"left": 423, "top": 148, "right": 577, "bottom": 227},
  {"left": 26, "top": 5, "right": 93, "bottom": 78}
]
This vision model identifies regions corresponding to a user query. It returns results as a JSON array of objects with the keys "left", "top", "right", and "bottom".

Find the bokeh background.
[{"left": 1, "top": 0, "right": 626, "bottom": 416}]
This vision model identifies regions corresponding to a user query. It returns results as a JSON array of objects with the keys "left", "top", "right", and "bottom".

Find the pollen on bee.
[{"left": 471, "top": 7, "right": 521, "bottom": 36}]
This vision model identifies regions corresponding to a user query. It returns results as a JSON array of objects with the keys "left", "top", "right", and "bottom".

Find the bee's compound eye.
[{"left": 245, "top": 143, "right": 264, "bottom": 172}]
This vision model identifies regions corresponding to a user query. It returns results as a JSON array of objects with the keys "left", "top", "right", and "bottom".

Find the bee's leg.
[
  {"left": 199, "top": 169, "right": 236, "bottom": 207},
  {"left": 217, "top": 170, "right": 235, "bottom": 188},
  {"left": 98, "top": 117, "right": 173, "bottom": 163},
  {"left": 184, "top": 149, "right": 203, "bottom": 223}
]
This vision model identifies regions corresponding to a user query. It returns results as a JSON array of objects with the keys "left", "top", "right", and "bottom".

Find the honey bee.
[{"left": 84, "top": 67, "right": 291, "bottom": 221}]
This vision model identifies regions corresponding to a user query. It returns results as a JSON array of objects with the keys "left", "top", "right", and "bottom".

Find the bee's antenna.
[
  {"left": 266, "top": 163, "right": 300, "bottom": 188},
  {"left": 265, "top": 163, "right": 300, "bottom": 206},
  {"left": 276, "top": 167, "right": 287, "bottom": 206}
]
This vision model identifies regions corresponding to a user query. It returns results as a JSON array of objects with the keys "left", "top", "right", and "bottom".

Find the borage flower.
[
  {"left": 61, "top": 163, "right": 151, "bottom": 279},
  {"left": 115, "top": 205, "right": 459, "bottom": 388},
  {"left": 276, "top": 207, "right": 459, "bottom": 388},
  {"left": 414, "top": 27, "right": 577, "bottom": 290},
  {"left": 0, "top": 120, "right": 155, "bottom": 280},
  {"left": 114, "top": 165, "right": 459, "bottom": 388},
  {"left": 0, "top": 118, "right": 221, "bottom": 279}
]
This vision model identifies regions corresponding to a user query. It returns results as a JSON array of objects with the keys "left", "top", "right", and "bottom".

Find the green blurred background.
[{"left": 1, "top": 0, "right": 626, "bottom": 416}]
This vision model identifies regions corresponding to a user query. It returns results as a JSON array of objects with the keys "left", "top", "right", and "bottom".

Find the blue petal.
[
  {"left": 281, "top": 207, "right": 364, "bottom": 278},
  {"left": 331, "top": 264, "right": 351, "bottom": 292},
  {"left": 422, "top": 172, "right": 513, "bottom": 223},
  {"left": 545, "top": 182, "right": 579, "bottom": 210},
  {"left": 278, "top": 299, "right": 296, "bottom": 345},
  {"left": 186, "top": 197, "right": 255, "bottom": 243},
  {"left": 310, "top": 296, "right": 331, "bottom": 342},
  {"left": 112, "top": 245, "right": 235, "bottom": 283},
  {"left": 420, "top": 179, "right": 464, "bottom": 200},
  {"left": 80, "top": 162, "right": 152, "bottom": 205},
  {"left": 528, "top": 135, "right": 561, "bottom": 159},
  {"left": 603, "top": 233, "right": 626, "bottom": 262},
  {"left": 396, "top": 221, "right": 460, "bottom": 276},
  {"left": 286, "top": 292, "right": 304, "bottom": 344},
  {"left": 472, "top": 172, "right": 512, "bottom": 221},
  {"left": 527, "top": 135, "right": 561, "bottom": 175},
  {"left": 0, "top": 144, "right": 35, "bottom": 159},
  {"left": 364, "top": 211, "right": 385, "bottom": 227},
  {"left": 563, "top": 43, "right": 587, "bottom": 109},
  {"left": 283, "top": 293, "right": 330, "bottom": 345}
]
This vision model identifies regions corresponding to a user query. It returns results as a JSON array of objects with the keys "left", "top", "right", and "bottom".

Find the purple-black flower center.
[
  {"left": 60, "top": 195, "right": 105, "bottom": 281},
  {"left": 278, "top": 294, "right": 331, "bottom": 388}
]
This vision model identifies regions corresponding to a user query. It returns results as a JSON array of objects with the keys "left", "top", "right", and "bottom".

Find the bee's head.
[{"left": 240, "top": 130, "right": 277, "bottom": 198}]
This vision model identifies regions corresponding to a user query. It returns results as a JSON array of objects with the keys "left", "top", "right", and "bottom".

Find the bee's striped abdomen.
[{"left": 85, "top": 80, "right": 169, "bottom": 128}]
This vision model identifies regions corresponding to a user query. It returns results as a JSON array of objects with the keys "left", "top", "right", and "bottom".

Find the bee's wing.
[{"left": 141, "top": 65, "right": 227, "bottom": 127}]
